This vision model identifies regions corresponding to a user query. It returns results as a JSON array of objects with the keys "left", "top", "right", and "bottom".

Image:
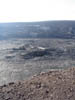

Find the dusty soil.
[{"left": 0, "top": 67, "right": 75, "bottom": 100}]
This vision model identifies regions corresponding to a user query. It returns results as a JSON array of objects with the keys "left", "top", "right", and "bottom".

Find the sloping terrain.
[{"left": 0, "top": 67, "right": 75, "bottom": 100}]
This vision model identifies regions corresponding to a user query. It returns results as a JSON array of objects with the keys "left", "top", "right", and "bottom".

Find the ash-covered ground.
[{"left": 0, "top": 38, "right": 75, "bottom": 85}]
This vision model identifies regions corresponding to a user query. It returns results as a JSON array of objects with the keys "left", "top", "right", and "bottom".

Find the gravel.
[{"left": 0, "top": 67, "right": 75, "bottom": 100}]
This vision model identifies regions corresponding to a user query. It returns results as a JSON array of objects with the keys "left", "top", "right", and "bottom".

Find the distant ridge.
[{"left": 0, "top": 21, "right": 75, "bottom": 40}]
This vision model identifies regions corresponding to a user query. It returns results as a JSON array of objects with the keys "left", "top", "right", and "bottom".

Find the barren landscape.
[
  {"left": 0, "top": 21, "right": 75, "bottom": 99},
  {"left": 0, "top": 67, "right": 75, "bottom": 100},
  {"left": 0, "top": 38, "right": 75, "bottom": 86}
]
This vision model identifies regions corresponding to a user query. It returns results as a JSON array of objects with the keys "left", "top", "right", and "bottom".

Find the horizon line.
[{"left": 0, "top": 20, "right": 75, "bottom": 23}]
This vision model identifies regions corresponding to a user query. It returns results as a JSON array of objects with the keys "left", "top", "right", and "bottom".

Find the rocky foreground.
[{"left": 0, "top": 68, "right": 75, "bottom": 100}]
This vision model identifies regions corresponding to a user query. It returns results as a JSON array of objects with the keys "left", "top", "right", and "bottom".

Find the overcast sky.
[{"left": 0, "top": 0, "right": 75, "bottom": 22}]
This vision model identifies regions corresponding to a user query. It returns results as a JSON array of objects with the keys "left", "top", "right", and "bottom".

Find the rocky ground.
[
  {"left": 1, "top": 39, "right": 75, "bottom": 85},
  {"left": 0, "top": 67, "right": 75, "bottom": 100}
]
